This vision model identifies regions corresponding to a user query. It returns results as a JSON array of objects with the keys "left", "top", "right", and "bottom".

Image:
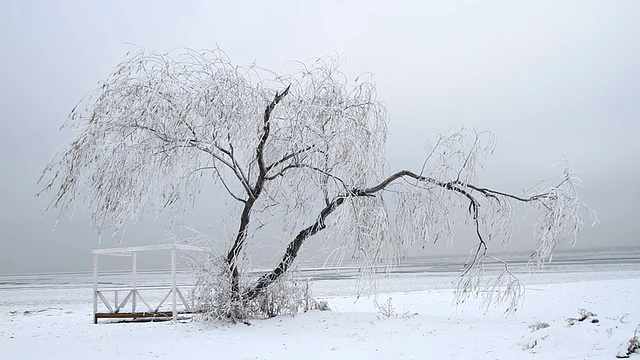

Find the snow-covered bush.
[
  {"left": 565, "top": 308, "right": 598, "bottom": 326},
  {"left": 375, "top": 297, "right": 396, "bottom": 319},
  {"left": 190, "top": 254, "right": 243, "bottom": 321},
  {"left": 190, "top": 252, "right": 325, "bottom": 321},
  {"left": 528, "top": 321, "right": 550, "bottom": 332},
  {"left": 617, "top": 324, "right": 640, "bottom": 358},
  {"left": 373, "top": 297, "right": 418, "bottom": 320},
  {"left": 248, "top": 272, "right": 314, "bottom": 318}
]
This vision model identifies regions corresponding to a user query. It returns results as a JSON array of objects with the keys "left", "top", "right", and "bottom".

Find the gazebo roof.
[{"left": 92, "top": 243, "right": 205, "bottom": 256}]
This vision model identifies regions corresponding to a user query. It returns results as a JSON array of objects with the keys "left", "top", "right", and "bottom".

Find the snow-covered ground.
[{"left": 1, "top": 258, "right": 639, "bottom": 359}]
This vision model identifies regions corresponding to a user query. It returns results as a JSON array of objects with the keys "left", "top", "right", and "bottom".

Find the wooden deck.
[{"left": 94, "top": 311, "right": 193, "bottom": 323}]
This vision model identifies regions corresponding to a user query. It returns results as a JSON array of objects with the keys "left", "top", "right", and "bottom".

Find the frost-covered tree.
[{"left": 39, "top": 48, "right": 593, "bottom": 317}]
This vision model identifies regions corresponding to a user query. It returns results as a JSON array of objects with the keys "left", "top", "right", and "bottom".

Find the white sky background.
[{"left": 1, "top": 0, "right": 638, "bottom": 274}]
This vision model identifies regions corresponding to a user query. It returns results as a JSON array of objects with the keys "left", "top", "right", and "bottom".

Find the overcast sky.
[{"left": 1, "top": 0, "right": 639, "bottom": 274}]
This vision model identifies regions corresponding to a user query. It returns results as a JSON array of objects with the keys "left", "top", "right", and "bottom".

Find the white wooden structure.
[{"left": 92, "top": 244, "right": 205, "bottom": 323}]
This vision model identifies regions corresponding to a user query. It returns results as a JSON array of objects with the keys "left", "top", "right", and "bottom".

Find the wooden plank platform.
[{"left": 94, "top": 311, "right": 190, "bottom": 324}]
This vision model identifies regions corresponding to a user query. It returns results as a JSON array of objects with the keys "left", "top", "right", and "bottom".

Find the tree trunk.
[
  {"left": 243, "top": 196, "right": 345, "bottom": 300},
  {"left": 226, "top": 198, "right": 255, "bottom": 302}
]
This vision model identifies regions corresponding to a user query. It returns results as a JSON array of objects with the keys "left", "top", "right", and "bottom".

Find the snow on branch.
[
  {"left": 38, "top": 49, "right": 387, "bottom": 239},
  {"left": 300, "top": 127, "right": 594, "bottom": 312},
  {"left": 39, "top": 48, "right": 594, "bottom": 316}
]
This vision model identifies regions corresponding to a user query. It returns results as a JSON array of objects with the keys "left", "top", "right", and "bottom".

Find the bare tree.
[{"left": 38, "top": 48, "right": 594, "bottom": 317}]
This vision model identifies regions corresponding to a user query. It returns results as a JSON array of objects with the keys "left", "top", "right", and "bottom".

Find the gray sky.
[{"left": 1, "top": 0, "right": 639, "bottom": 274}]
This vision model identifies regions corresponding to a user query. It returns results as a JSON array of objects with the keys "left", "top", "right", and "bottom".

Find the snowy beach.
[
  {"left": 2, "top": 251, "right": 639, "bottom": 359},
  {"left": 3, "top": 2, "right": 640, "bottom": 359}
]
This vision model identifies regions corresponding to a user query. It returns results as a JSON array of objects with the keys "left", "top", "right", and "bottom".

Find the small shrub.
[
  {"left": 401, "top": 311, "right": 419, "bottom": 319},
  {"left": 566, "top": 308, "right": 597, "bottom": 326},
  {"left": 375, "top": 297, "right": 396, "bottom": 319},
  {"left": 617, "top": 324, "right": 640, "bottom": 358},
  {"left": 312, "top": 300, "right": 331, "bottom": 311},
  {"left": 249, "top": 274, "right": 317, "bottom": 318},
  {"left": 373, "top": 297, "right": 418, "bottom": 320},
  {"left": 528, "top": 321, "right": 550, "bottom": 332}
]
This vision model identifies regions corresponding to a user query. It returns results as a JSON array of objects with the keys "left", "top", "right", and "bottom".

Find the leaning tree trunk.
[
  {"left": 243, "top": 196, "right": 345, "bottom": 300},
  {"left": 241, "top": 168, "right": 550, "bottom": 300},
  {"left": 226, "top": 198, "right": 256, "bottom": 303}
]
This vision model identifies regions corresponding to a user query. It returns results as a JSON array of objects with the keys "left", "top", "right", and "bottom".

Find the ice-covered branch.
[
  {"left": 266, "top": 145, "right": 315, "bottom": 173},
  {"left": 255, "top": 85, "right": 291, "bottom": 184},
  {"left": 39, "top": 48, "right": 593, "bottom": 318},
  {"left": 245, "top": 149, "right": 592, "bottom": 311}
]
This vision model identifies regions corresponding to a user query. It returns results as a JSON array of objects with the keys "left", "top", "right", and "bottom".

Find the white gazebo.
[{"left": 92, "top": 244, "right": 205, "bottom": 324}]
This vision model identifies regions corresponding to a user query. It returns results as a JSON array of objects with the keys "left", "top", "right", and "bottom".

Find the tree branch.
[
  {"left": 244, "top": 168, "right": 560, "bottom": 299},
  {"left": 256, "top": 85, "right": 291, "bottom": 180},
  {"left": 186, "top": 166, "right": 247, "bottom": 203},
  {"left": 226, "top": 140, "right": 253, "bottom": 197},
  {"left": 265, "top": 163, "right": 346, "bottom": 188},
  {"left": 266, "top": 145, "right": 315, "bottom": 173}
]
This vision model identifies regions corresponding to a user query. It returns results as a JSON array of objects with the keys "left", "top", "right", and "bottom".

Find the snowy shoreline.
[{"left": 1, "top": 257, "right": 639, "bottom": 359}]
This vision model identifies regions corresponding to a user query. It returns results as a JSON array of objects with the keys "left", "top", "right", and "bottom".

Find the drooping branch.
[
  {"left": 187, "top": 166, "right": 246, "bottom": 203},
  {"left": 225, "top": 141, "right": 253, "bottom": 197},
  {"left": 265, "top": 163, "right": 347, "bottom": 190},
  {"left": 243, "top": 166, "right": 583, "bottom": 300},
  {"left": 132, "top": 122, "right": 258, "bottom": 198},
  {"left": 266, "top": 145, "right": 315, "bottom": 173}
]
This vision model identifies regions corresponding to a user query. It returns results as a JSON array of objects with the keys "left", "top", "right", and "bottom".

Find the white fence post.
[
  {"left": 93, "top": 253, "right": 98, "bottom": 324},
  {"left": 171, "top": 249, "right": 177, "bottom": 321},
  {"left": 132, "top": 252, "right": 137, "bottom": 313}
]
